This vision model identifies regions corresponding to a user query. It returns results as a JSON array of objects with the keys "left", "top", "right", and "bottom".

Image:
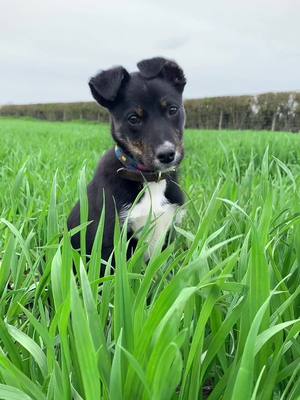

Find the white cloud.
[{"left": 0, "top": 0, "right": 299, "bottom": 104}]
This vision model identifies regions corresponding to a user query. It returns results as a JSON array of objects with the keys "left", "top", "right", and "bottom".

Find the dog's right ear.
[{"left": 88, "top": 66, "right": 129, "bottom": 108}]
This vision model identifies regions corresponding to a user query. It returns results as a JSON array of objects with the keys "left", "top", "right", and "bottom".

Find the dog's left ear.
[{"left": 137, "top": 57, "right": 186, "bottom": 92}]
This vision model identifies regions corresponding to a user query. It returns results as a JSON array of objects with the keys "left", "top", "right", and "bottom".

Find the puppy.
[{"left": 67, "top": 57, "right": 186, "bottom": 268}]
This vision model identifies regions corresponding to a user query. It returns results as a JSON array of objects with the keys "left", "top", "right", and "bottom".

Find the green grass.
[{"left": 1, "top": 117, "right": 300, "bottom": 400}]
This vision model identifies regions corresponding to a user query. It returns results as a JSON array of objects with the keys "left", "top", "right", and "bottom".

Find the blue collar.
[{"left": 115, "top": 145, "right": 150, "bottom": 172}]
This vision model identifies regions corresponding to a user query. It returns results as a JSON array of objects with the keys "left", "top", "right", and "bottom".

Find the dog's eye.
[
  {"left": 168, "top": 105, "right": 178, "bottom": 115},
  {"left": 128, "top": 113, "right": 141, "bottom": 125}
]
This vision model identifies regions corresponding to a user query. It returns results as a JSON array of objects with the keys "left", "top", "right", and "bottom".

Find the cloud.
[
  {"left": 157, "top": 35, "right": 190, "bottom": 51},
  {"left": 0, "top": 0, "right": 299, "bottom": 104}
]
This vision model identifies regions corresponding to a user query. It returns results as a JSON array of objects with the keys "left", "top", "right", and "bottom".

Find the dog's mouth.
[
  {"left": 133, "top": 153, "right": 183, "bottom": 173},
  {"left": 115, "top": 144, "right": 184, "bottom": 174},
  {"left": 142, "top": 146, "right": 184, "bottom": 172},
  {"left": 119, "top": 138, "right": 184, "bottom": 173}
]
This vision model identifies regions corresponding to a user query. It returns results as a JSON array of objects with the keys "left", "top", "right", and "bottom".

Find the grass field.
[{"left": 1, "top": 118, "right": 300, "bottom": 400}]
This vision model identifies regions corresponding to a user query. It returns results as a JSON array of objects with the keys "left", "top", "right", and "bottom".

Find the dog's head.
[{"left": 89, "top": 57, "right": 186, "bottom": 171}]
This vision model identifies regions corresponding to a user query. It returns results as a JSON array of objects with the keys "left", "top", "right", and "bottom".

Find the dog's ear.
[
  {"left": 137, "top": 57, "right": 186, "bottom": 92},
  {"left": 89, "top": 66, "right": 129, "bottom": 108},
  {"left": 137, "top": 57, "right": 167, "bottom": 78}
]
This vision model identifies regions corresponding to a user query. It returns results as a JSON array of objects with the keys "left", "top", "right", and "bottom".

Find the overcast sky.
[{"left": 0, "top": 0, "right": 299, "bottom": 104}]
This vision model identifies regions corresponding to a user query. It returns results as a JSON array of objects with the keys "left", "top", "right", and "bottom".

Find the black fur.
[{"left": 67, "top": 57, "right": 186, "bottom": 266}]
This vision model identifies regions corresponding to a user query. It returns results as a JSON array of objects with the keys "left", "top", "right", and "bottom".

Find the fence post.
[{"left": 218, "top": 110, "right": 223, "bottom": 130}]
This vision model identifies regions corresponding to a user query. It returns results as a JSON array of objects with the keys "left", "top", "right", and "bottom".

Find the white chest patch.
[{"left": 120, "top": 180, "right": 179, "bottom": 258}]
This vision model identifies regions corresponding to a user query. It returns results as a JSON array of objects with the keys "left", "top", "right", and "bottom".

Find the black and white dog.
[{"left": 67, "top": 57, "right": 186, "bottom": 266}]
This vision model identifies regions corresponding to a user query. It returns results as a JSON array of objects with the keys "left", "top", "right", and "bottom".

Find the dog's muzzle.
[{"left": 115, "top": 145, "right": 177, "bottom": 182}]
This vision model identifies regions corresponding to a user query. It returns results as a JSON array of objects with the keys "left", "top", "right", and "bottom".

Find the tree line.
[{"left": 1, "top": 92, "right": 299, "bottom": 131}]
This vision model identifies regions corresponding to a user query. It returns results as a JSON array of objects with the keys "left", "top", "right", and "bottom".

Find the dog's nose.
[{"left": 157, "top": 149, "right": 176, "bottom": 164}]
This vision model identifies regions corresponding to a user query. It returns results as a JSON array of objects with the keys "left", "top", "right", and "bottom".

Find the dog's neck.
[{"left": 114, "top": 145, "right": 176, "bottom": 183}]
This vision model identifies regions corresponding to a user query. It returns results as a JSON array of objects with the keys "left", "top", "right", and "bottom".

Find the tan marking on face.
[
  {"left": 136, "top": 106, "right": 144, "bottom": 117},
  {"left": 160, "top": 99, "right": 167, "bottom": 108},
  {"left": 126, "top": 139, "right": 144, "bottom": 157}
]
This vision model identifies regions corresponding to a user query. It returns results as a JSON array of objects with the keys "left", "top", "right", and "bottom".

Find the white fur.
[
  {"left": 156, "top": 141, "right": 175, "bottom": 153},
  {"left": 121, "top": 179, "right": 180, "bottom": 259}
]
